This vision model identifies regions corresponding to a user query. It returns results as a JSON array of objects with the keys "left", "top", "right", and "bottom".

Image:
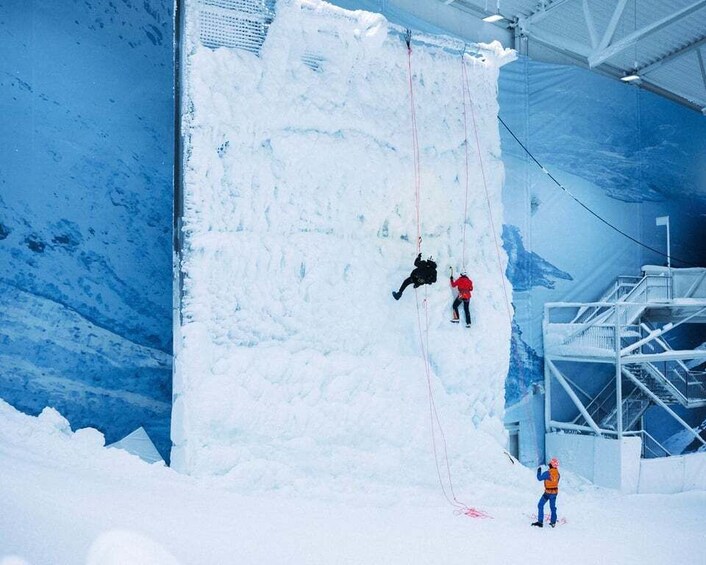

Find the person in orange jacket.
[
  {"left": 450, "top": 270, "right": 473, "bottom": 327},
  {"left": 532, "top": 457, "right": 560, "bottom": 528}
]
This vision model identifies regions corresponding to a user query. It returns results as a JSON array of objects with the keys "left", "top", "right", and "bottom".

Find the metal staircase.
[
  {"left": 628, "top": 365, "right": 680, "bottom": 404},
  {"left": 570, "top": 273, "right": 669, "bottom": 326},
  {"left": 623, "top": 322, "right": 706, "bottom": 409},
  {"left": 544, "top": 266, "right": 706, "bottom": 456},
  {"left": 572, "top": 378, "right": 651, "bottom": 433}
]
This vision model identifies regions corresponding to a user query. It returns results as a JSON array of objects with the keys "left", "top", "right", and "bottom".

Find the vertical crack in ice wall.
[{"left": 174, "top": 0, "right": 517, "bottom": 498}]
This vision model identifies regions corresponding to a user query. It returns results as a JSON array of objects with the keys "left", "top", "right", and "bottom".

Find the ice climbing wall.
[{"left": 173, "top": 0, "right": 520, "bottom": 498}]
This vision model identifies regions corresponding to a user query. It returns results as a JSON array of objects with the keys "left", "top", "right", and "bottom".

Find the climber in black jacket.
[{"left": 392, "top": 253, "right": 438, "bottom": 300}]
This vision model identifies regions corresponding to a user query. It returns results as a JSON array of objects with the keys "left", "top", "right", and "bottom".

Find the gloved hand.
[
  {"left": 417, "top": 253, "right": 422, "bottom": 260},
  {"left": 537, "top": 466, "right": 542, "bottom": 473}
]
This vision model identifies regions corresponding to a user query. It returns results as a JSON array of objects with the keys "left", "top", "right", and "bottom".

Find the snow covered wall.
[
  {"left": 0, "top": 0, "right": 173, "bottom": 457},
  {"left": 174, "top": 0, "right": 519, "bottom": 497}
]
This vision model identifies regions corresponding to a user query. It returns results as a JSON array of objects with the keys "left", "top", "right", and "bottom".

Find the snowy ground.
[{"left": 2, "top": 401, "right": 704, "bottom": 565}]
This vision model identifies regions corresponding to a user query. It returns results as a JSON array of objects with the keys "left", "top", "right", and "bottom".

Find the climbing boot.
[{"left": 531, "top": 522, "right": 543, "bottom": 528}]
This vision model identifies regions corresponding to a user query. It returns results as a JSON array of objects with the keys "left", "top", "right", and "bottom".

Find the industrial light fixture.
[
  {"left": 482, "top": 13, "right": 505, "bottom": 22},
  {"left": 482, "top": 0, "right": 505, "bottom": 23},
  {"left": 620, "top": 73, "right": 640, "bottom": 82}
]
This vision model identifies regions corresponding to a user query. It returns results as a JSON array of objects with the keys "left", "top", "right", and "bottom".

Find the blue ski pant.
[{"left": 537, "top": 493, "right": 557, "bottom": 524}]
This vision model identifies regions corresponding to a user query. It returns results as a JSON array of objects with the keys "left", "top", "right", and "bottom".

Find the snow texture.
[
  {"left": 174, "top": 0, "right": 518, "bottom": 498},
  {"left": 2, "top": 399, "right": 706, "bottom": 564}
]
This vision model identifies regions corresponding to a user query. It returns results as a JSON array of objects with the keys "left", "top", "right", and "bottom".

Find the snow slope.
[
  {"left": 2, "top": 400, "right": 705, "bottom": 565},
  {"left": 173, "top": 0, "right": 522, "bottom": 497}
]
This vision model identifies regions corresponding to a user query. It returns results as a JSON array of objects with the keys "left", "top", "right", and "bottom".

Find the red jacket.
[{"left": 451, "top": 275, "right": 473, "bottom": 300}]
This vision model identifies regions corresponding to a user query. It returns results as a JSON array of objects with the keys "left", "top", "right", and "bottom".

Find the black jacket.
[{"left": 411, "top": 254, "right": 437, "bottom": 286}]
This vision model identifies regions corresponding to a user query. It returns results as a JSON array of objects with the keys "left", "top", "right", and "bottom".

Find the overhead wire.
[{"left": 497, "top": 115, "right": 697, "bottom": 268}]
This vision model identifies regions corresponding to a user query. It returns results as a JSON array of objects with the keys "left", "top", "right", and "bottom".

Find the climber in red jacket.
[{"left": 450, "top": 270, "right": 473, "bottom": 327}]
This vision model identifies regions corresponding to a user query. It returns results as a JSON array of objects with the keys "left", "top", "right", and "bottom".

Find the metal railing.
[
  {"left": 545, "top": 275, "right": 676, "bottom": 357},
  {"left": 571, "top": 277, "right": 641, "bottom": 324},
  {"left": 571, "top": 378, "right": 651, "bottom": 432},
  {"left": 544, "top": 303, "right": 644, "bottom": 355},
  {"left": 596, "top": 386, "right": 650, "bottom": 431},
  {"left": 544, "top": 268, "right": 706, "bottom": 459},
  {"left": 570, "top": 274, "right": 670, "bottom": 326}
]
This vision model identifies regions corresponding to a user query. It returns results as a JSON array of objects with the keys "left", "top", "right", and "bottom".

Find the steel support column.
[{"left": 547, "top": 360, "right": 603, "bottom": 435}]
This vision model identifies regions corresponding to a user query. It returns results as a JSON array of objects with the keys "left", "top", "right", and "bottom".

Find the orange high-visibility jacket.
[{"left": 544, "top": 467, "right": 560, "bottom": 494}]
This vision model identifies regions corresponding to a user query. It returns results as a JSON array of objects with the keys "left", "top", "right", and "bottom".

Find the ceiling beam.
[
  {"left": 639, "top": 35, "right": 706, "bottom": 75},
  {"left": 522, "top": 26, "right": 592, "bottom": 59},
  {"left": 594, "top": 0, "right": 629, "bottom": 56},
  {"left": 582, "top": 0, "right": 598, "bottom": 49},
  {"left": 698, "top": 48, "right": 706, "bottom": 93},
  {"left": 525, "top": 0, "right": 579, "bottom": 26},
  {"left": 439, "top": 0, "right": 495, "bottom": 20},
  {"left": 522, "top": 29, "right": 705, "bottom": 114},
  {"left": 589, "top": 0, "right": 706, "bottom": 68}
]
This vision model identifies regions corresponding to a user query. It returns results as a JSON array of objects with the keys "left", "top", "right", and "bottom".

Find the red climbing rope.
[
  {"left": 460, "top": 57, "right": 471, "bottom": 271},
  {"left": 406, "top": 36, "right": 491, "bottom": 519},
  {"left": 462, "top": 55, "right": 541, "bottom": 466},
  {"left": 414, "top": 286, "right": 489, "bottom": 518},
  {"left": 406, "top": 41, "right": 422, "bottom": 252}
]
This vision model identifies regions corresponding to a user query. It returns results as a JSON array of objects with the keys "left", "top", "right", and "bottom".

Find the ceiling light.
[
  {"left": 482, "top": 13, "right": 505, "bottom": 23},
  {"left": 620, "top": 73, "right": 640, "bottom": 82}
]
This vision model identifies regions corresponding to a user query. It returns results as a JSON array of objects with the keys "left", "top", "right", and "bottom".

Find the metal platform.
[{"left": 543, "top": 266, "right": 706, "bottom": 458}]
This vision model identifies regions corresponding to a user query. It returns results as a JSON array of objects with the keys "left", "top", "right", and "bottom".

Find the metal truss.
[
  {"left": 514, "top": 0, "right": 706, "bottom": 113},
  {"left": 543, "top": 267, "right": 706, "bottom": 458},
  {"left": 438, "top": 0, "right": 706, "bottom": 113}
]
